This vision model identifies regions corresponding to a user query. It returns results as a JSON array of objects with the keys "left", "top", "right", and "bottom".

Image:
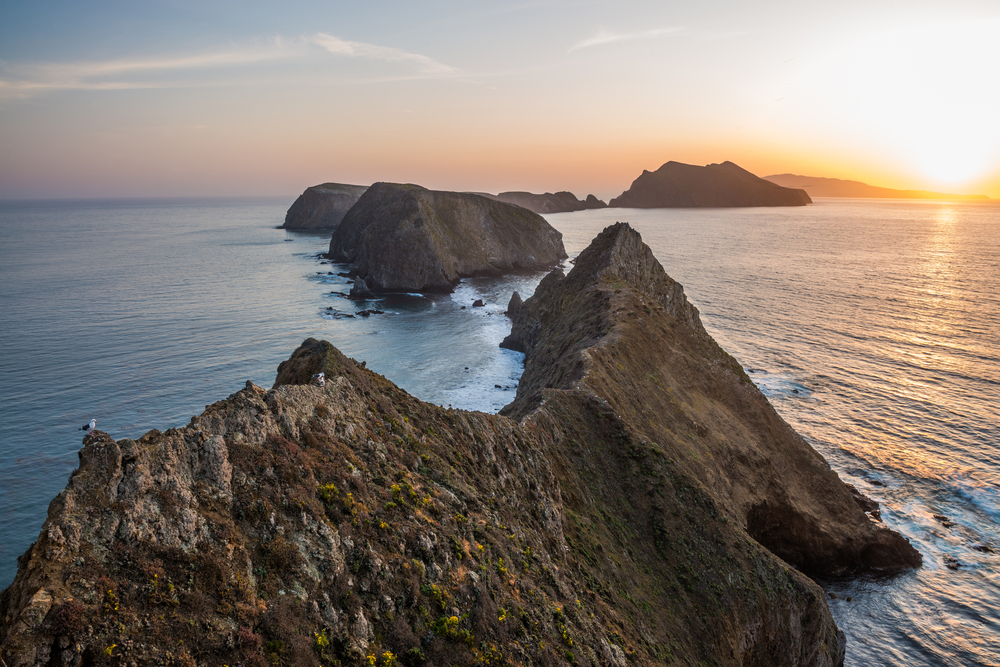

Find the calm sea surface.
[{"left": 1, "top": 197, "right": 997, "bottom": 665}]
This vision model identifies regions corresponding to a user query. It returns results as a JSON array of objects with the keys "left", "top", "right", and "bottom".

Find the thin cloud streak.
[
  {"left": 569, "top": 27, "right": 684, "bottom": 52},
  {"left": 311, "top": 33, "right": 460, "bottom": 75},
  {"left": 0, "top": 34, "right": 459, "bottom": 99}
]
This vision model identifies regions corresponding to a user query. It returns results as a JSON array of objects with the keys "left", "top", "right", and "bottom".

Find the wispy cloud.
[
  {"left": 311, "top": 34, "right": 460, "bottom": 75},
  {"left": 0, "top": 40, "right": 300, "bottom": 97},
  {"left": 0, "top": 34, "right": 459, "bottom": 99},
  {"left": 569, "top": 27, "right": 685, "bottom": 52}
]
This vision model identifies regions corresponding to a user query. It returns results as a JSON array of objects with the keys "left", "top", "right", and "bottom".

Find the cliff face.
[
  {"left": 763, "top": 174, "right": 990, "bottom": 200},
  {"left": 282, "top": 184, "right": 369, "bottom": 230},
  {"left": 490, "top": 191, "right": 608, "bottom": 214},
  {"left": 329, "top": 183, "right": 567, "bottom": 293},
  {"left": 609, "top": 161, "right": 811, "bottom": 208},
  {"left": 1, "top": 226, "right": 919, "bottom": 667}
]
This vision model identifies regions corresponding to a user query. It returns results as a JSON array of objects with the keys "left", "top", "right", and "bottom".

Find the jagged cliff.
[
  {"left": 329, "top": 183, "right": 567, "bottom": 293},
  {"left": 282, "top": 184, "right": 369, "bottom": 230},
  {"left": 610, "top": 162, "right": 811, "bottom": 208},
  {"left": 0, "top": 225, "right": 918, "bottom": 667},
  {"left": 488, "top": 192, "right": 607, "bottom": 214}
]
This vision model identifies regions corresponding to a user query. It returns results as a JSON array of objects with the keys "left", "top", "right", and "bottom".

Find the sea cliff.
[
  {"left": 0, "top": 225, "right": 917, "bottom": 667},
  {"left": 329, "top": 183, "right": 566, "bottom": 293}
]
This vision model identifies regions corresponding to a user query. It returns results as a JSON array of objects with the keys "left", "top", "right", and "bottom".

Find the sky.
[{"left": 1, "top": 0, "right": 999, "bottom": 200}]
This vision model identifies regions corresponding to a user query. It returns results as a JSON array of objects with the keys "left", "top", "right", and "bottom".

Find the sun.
[
  {"left": 808, "top": 18, "right": 1000, "bottom": 188},
  {"left": 914, "top": 137, "right": 993, "bottom": 185}
]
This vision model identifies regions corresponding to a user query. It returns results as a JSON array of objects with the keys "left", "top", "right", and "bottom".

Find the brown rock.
[{"left": 329, "top": 183, "right": 566, "bottom": 293}]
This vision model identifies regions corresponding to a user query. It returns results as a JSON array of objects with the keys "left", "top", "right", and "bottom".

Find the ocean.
[{"left": 1, "top": 196, "right": 997, "bottom": 665}]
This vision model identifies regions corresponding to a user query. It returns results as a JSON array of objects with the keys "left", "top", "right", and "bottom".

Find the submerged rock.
[
  {"left": 609, "top": 161, "right": 811, "bottom": 208},
  {"left": 281, "top": 183, "right": 368, "bottom": 230},
  {"left": 329, "top": 183, "right": 567, "bottom": 293},
  {"left": 1, "top": 225, "right": 918, "bottom": 666}
]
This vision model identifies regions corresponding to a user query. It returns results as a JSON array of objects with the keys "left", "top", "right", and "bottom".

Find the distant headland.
[
  {"left": 610, "top": 161, "right": 811, "bottom": 208},
  {"left": 763, "top": 174, "right": 990, "bottom": 200}
]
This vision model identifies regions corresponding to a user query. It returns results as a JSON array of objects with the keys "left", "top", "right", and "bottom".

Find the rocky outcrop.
[
  {"left": 282, "top": 183, "right": 369, "bottom": 230},
  {"left": 610, "top": 161, "right": 811, "bottom": 208},
  {"left": 1, "top": 226, "right": 919, "bottom": 667},
  {"left": 502, "top": 222, "right": 918, "bottom": 574},
  {"left": 329, "top": 183, "right": 567, "bottom": 293},
  {"left": 489, "top": 191, "right": 607, "bottom": 214},
  {"left": 763, "top": 174, "right": 990, "bottom": 200}
]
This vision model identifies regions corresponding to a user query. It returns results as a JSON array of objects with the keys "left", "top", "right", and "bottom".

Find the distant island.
[
  {"left": 485, "top": 191, "right": 607, "bottom": 214},
  {"left": 610, "top": 161, "right": 811, "bottom": 208},
  {"left": 763, "top": 174, "right": 990, "bottom": 200}
]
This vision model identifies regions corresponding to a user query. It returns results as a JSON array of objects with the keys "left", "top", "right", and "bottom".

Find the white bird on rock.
[{"left": 80, "top": 419, "right": 96, "bottom": 433}]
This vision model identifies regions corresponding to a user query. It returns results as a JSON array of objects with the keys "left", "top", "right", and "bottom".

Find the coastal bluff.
[
  {"left": 610, "top": 161, "right": 811, "bottom": 208},
  {"left": 329, "top": 183, "right": 567, "bottom": 293},
  {"left": 0, "top": 225, "right": 918, "bottom": 667},
  {"left": 282, "top": 183, "right": 369, "bottom": 230}
]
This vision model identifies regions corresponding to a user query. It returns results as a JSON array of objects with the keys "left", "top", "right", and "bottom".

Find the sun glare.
[{"left": 808, "top": 19, "right": 1000, "bottom": 187}]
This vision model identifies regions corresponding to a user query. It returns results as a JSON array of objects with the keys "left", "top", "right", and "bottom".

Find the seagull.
[{"left": 80, "top": 419, "right": 96, "bottom": 433}]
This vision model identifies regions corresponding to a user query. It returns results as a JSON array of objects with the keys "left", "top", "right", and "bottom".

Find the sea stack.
[
  {"left": 1, "top": 225, "right": 918, "bottom": 667},
  {"left": 281, "top": 183, "right": 368, "bottom": 230},
  {"left": 610, "top": 161, "right": 811, "bottom": 208},
  {"left": 329, "top": 182, "right": 567, "bottom": 293}
]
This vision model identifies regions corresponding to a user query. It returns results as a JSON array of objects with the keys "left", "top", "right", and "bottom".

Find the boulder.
[
  {"left": 329, "top": 183, "right": 566, "bottom": 293},
  {"left": 609, "top": 161, "right": 811, "bottom": 208},
  {"left": 281, "top": 183, "right": 368, "bottom": 230}
]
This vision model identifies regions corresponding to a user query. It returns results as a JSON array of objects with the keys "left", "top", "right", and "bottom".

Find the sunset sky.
[{"left": 2, "top": 0, "right": 999, "bottom": 200}]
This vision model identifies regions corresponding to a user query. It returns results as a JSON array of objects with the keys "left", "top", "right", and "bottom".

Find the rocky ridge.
[
  {"left": 610, "top": 161, "right": 811, "bottom": 208},
  {"left": 329, "top": 183, "right": 566, "bottom": 293},
  {"left": 282, "top": 184, "right": 369, "bottom": 230},
  {"left": 0, "top": 225, "right": 918, "bottom": 667}
]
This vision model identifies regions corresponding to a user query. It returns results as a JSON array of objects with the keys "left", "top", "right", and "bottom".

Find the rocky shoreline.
[{"left": 0, "top": 225, "right": 917, "bottom": 667}]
